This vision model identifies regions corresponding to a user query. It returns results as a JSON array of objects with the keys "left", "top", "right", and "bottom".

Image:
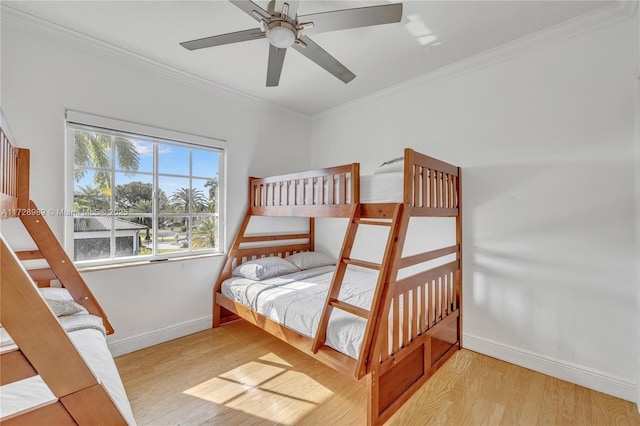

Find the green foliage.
[
  {"left": 169, "top": 188, "right": 208, "bottom": 213},
  {"left": 74, "top": 184, "right": 110, "bottom": 211},
  {"left": 74, "top": 131, "right": 140, "bottom": 190},
  {"left": 192, "top": 217, "right": 217, "bottom": 249}
]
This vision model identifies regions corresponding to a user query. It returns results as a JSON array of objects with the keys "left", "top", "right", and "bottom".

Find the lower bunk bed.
[
  {"left": 214, "top": 149, "right": 462, "bottom": 425},
  {"left": 0, "top": 238, "right": 136, "bottom": 425}
]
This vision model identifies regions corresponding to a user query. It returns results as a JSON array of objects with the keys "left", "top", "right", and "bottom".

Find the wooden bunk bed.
[
  {"left": 214, "top": 148, "right": 462, "bottom": 425},
  {"left": 0, "top": 111, "right": 135, "bottom": 425}
]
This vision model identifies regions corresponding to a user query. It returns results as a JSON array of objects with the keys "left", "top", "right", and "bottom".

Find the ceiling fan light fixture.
[{"left": 266, "top": 21, "right": 296, "bottom": 48}]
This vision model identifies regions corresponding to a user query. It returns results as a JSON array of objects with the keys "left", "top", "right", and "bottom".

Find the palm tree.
[
  {"left": 130, "top": 199, "right": 152, "bottom": 241},
  {"left": 192, "top": 217, "right": 217, "bottom": 249},
  {"left": 74, "top": 131, "right": 140, "bottom": 190},
  {"left": 169, "top": 188, "right": 208, "bottom": 213},
  {"left": 74, "top": 184, "right": 109, "bottom": 211},
  {"left": 205, "top": 178, "right": 218, "bottom": 213}
]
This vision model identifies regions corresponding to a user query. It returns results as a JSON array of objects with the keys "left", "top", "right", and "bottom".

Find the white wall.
[
  {"left": 0, "top": 12, "right": 311, "bottom": 354},
  {"left": 635, "top": 0, "right": 640, "bottom": 409},
  {"left": 311, "top": 15, "right": 638, "bottom": 401}
]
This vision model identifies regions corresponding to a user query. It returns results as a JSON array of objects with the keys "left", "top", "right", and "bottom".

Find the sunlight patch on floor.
[{"left": 182, "top": 352, "right": 333, "bottom": 424}]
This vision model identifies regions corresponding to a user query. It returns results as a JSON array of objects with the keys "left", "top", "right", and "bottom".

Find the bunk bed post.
[
  {"left": 456, "top": 167, "right": 463, "bottom": 348},
  {"left": 309, "top": 217, "right": 315, "bottom": 251},
  {"left": 213, "top": 208, "right": 252, "bottom": 327},
  {"left": 16, "top": 147, "right": 29, "bottom": 209}
]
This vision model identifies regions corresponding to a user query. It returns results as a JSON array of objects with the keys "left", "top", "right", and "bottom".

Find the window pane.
[
  {"left": 160, "top": 176, "right": 190, "bottom": 214},
  {"left": 114, "top": 173, "right": 153, "bottom": 211},
  {"left": 115, "top": 139, "right": 152, "bottom": 174},
  {"left": 158, "top": 217, "right": 189, "bottom": 254},
  {"left": 127, "top": 215, "right": 154, "bottom": 256},
  {"left": 73, "top": 216, "right": 112, "bottom": 261},
  {"left": 112, "top": 136, "right": 141, "bottom": 174},
  {"left": 193, "top": 178, "right": 216, "bottom": 213},
  {"left": 192, "top": 149, "right": 219, "bottom": 179},
  {"left": 192, "top": 217, "right": 218, "bottom": 250},
  {"left": 114, "top": 216, "right": 151, "bottom": 259},
  {"left": 74, "top": 171, "right": 111, "bottom": 212},
  {"left": 74, "top": 130, "right": 112, "bottom": 169},
  {"left": 158, "top": 144, "right": 189, "bottom": 176}
]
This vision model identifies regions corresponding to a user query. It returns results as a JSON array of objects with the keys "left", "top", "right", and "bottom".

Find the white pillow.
[
  {"left": 46, "top": 299, "right": 87, "bottom": 317},
  {"left": 39, "top": 287, "right": 74, "bottom": 302},
  {"left": 374, "top": 156, "right": 404, "bottom": 174},
  {"left": 232, "top": 256, "right": 299, "bottom": 281},
  {"left": 39, "top": 288, "right": 88, "bottom": 316},
  {"left": 286, "top": 251, "right": 336, "bottom": 270}
]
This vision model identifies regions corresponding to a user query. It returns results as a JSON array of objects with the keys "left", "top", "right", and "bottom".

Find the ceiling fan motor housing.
[{"left": 265, "top": 20, "right": 297, "bottom": 48}]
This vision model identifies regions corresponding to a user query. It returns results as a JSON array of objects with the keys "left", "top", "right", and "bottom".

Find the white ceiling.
[{"left": 4, "top": 1, "right": 615, "bottom": 115}]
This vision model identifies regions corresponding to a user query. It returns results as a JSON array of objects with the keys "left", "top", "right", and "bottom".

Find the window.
[{"left": 65, "top": 111, "right": 225, "bottom": 266}]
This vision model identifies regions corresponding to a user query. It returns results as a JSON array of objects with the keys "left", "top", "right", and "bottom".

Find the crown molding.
[
  {"left": 0, "top": 4, "right": 309, "bottom": 121},
  {"left": 313, "top": 0, "right": 638, "bottom": 124}
]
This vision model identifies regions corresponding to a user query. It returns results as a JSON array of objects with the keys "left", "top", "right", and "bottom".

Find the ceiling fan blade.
[
  {"left": 298, "top": 3, "right": 403, "bottom": 35},
  {"left": 266, "top": 45, "right": 287, "bottom": 87},
  {"left": 292, "top": 36, "right": 355, "bottom": 84},
  {"left": 180, "top": 28, "right": 264, "bottom": 50},
  {"left": 229, "top": 0, "right": 271, "bottom": 22}
]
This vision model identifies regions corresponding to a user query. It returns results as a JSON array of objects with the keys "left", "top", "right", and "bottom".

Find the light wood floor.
[{"left": 115, "top": 321, "right": 640, "bottom": 425}]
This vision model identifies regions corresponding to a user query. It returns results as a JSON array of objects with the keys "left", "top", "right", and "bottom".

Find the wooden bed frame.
[
  {"left": 0, "top": 111, "right": 128, "bottom": 425},
  {"left": 213, "top": 148, "right": 462, "bottom": 425}
]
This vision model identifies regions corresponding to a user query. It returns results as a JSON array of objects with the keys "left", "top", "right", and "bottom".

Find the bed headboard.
[
  {"left": 1, "top": 111, "right": 30, "bottom": 218},
  {"left": 249, "top": 163, "right": 360, "bottom": 218},
  {"left": 403, "top": 148, "right": 460, "bottom": 217}
]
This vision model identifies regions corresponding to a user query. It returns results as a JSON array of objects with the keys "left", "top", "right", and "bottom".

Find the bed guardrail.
[
  {"left": 249, "top": 163, "right": 360, "bottom": 218},
  {"left": 1, "top": 113, "right": 29, "bottom": 216},
  {"left": 404, "top": 148, "right": 460, "bottom": 217}
]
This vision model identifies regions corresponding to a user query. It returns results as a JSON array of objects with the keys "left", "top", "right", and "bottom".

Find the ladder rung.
[
  {"left": 354, "top": 219, "right": 391, "bottom": 227},
  {"left": 28, "top": 268, "right": 57, "bottom": 282},
  {"left": 15, "top": 250, "right": 44, "bottom": 260},
  {"left": 329, "top": 299, "right": 369, "bottom": 319},
  {"left": 343, "top": 258, "right": 381, "bottom": 270}
]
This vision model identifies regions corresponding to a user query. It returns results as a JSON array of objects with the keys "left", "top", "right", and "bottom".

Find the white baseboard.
[
  {"left": 107, "top": 315, "right": 212, "bottom": 357},
  {"left": 463, "top": 333, "right": 637, "bottom": 403}
]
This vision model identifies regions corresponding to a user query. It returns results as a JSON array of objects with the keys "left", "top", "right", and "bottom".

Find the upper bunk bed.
[
  {"left": 246, "top": 148, "right": 459, "bottom": 217},
  {"left": 0, "top": 110, "right": 135, "bottom": 425},
  {"left": 214, "top": 148, "right": 462, "bottom": 425}
]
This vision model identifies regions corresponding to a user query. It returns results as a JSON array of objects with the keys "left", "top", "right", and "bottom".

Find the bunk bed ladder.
[
  {"left": 311, "top": 203, "right": 405, "bottom": 378},
  {"left": 14, "top": 202, "right": 115, "bottom": 335}
]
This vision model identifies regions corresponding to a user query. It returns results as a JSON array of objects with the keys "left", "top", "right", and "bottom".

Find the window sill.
[{"left": 76, "top": 252, "right": 226, "bottom": 273}]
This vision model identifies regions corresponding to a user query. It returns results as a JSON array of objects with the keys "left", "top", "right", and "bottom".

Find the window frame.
[{"left": 64, "top": 110, "right": 226, "bottom": 267}]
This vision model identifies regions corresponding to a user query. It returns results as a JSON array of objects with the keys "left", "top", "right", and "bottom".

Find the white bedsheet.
[{"left": 222, "top": 266, "right": 377, "bottom": 359}]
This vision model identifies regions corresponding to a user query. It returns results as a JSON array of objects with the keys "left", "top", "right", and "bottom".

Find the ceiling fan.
[{"left": 179, "top": 0, "right": 403, "bottom": 87}]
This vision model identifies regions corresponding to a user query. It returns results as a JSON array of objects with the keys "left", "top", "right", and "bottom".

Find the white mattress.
[
  {"left": 360, "top": 172, "right": 404, "bottom": 203},
  {"left": 221, "top": 266, "right": 377, "bottom": 359}
]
